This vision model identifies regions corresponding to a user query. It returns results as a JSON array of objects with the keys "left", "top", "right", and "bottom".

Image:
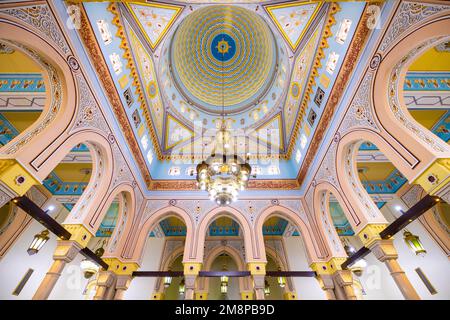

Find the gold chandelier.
[{"left": 196, "top": 151, "right": 251, "bottom": 206}]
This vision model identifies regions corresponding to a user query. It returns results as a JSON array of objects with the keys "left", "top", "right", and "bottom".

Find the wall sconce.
[{"left": 403, "top": 230, "right": 426, "bottom": 257}]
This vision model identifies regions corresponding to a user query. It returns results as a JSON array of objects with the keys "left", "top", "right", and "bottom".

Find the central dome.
[{"left": 170, "top": 6, "right": 278, "bottom": 114}]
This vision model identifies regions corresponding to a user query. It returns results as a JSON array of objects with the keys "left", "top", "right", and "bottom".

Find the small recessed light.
[
  {"left": 394, "top": 205, "right": 402, "bottom": 212},
  {"left": 47, "top": 205, "right": 55, "bottom": 212}
]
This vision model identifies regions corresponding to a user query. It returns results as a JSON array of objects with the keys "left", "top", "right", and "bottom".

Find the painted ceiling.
[
  {"left": 0, "top": 3, "right": 449, "bottom": 237},
  {"left": 82, "top": 1, "right": 366, "bottom": 183}
]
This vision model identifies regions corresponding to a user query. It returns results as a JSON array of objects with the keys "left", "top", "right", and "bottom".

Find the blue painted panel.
[{"left": 0, "top": 74, "right": 45, "bottom": 92}]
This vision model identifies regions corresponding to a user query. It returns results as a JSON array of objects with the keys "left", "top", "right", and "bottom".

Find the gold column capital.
[
  {"left": 195, "top": 292, "right": 208, "bottom": 300},
  {"left": 62, "top": 224, "right": 93, "bottom": 247},
  {"left": 241, "top": 291, "right": 254, "bottom": 300},
  {"left": 283, "top": 292, "right": 298, "bottom": 300},
  {"left": 310, "top": 257, "right": 346, "bottom": 275},
  {"left": 151, "top": 292, "right": 165, "bottom": 300},
  {"left": 183, "top": 262, "right": 202, "bottom": 276},
  {"left": 247, "top": 262, "right": 266, "bottom": 275},
  {"left": 0, "top": 159, "right": 39, "bottom": 196},
  {"left": 103, "top": 257, "right": 139, "bottom": 276},
  {"left": 357, "top": 223, "right": 388, "bottom": 247},
  {"left": 413, "top": 158, "right": 450, "bottom": 195}
]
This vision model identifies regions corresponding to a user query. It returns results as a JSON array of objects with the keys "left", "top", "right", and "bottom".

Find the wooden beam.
[
  {"left": 13, "top": 196, "right": 71, "bottom": 240},
  {"left": 12, "top": 196, "right": 108, "bottom": 270}
]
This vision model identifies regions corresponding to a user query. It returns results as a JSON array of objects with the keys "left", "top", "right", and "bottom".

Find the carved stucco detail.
[
  {"left": 1, "top": 41, "right": 62, "bottom": 154},
  {"left": 400, "top": 184, "right": 424, "bottom": 208},
  {"left": 388, "top": 37, "right": 449, "bottom": 153},
  {"left": 378, "top": 2, "right": 450, "bottom": 53},
  {"left": 0, "top": 186, "right": 47, "bottom": 236},
  {"left": 108, "top": 193, "right": 128, "bottom": 253},
  {"left": 344, "top": 142, "right": 384, "bottom": 220},
  {"left": 319, "top": 191, "right": 344, "bottom": 255},
  {"left": 70, "top": 144, "right": 105, "bottom": 221},
  {"left": 0, "top": 4, "right": 71, "bottom": 55},
  {"left": 71, "top": 74, "right": 111, "bottom": 135},
  {"left": 339, "top": 72, "right": 378, "bottom": 135}
]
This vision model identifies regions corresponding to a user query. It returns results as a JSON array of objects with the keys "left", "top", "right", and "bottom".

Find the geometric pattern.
[
  {"left": 165, "top": 114, "right": 193, "bottom": 150},
  {"left": 125, "top": 2, "right": 183, "bottom": 50},
  {"left": 265, "top": 1, "right": 323, "bottom": 51}
]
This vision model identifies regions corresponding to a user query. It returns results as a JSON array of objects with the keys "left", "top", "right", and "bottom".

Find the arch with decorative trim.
[{"left": 195, "top": 206, "right": 255, "bottom": 262}]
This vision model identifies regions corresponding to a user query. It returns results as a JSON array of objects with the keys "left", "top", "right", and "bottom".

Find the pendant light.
[
  {"left": 27, "top": 207, "right": 62, "bottom": 255},
  {"left": 403, "top": 230, "right": 426, "bottom": 257},
  {"left": 264, "top": 279, "right": 270, "bottom": 296},
  {"left": 164, "top": 267, "right": 173, "bottom": 288},
  {"left": 27, "top": 229, "right": 50, "bottom": 255},
  {"left": 179, "top": 278, "right": 185, "bottom": 295}
]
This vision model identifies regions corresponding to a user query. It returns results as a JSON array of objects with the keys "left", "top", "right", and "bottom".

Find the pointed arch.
[{"left": 195, "top": 206, "right": 255, "bottom": 262}]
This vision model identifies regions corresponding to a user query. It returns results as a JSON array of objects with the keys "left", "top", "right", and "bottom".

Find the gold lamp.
[
  {"left": 264, "top": 280, "right": 270, "bottom": 296},
  {"left": 179, "top": 278, "right": 185, "bottom": 295},
  {"left": 27, "top": 229, "right": 50, "bottom": 255},
  {"left": 164, "top": 268, "right": 173, "bottom": 288},
  {"left": 277, "top": 267, "right": 286, "bottom": 288},
  {"left": 403, "top": 230, "right": 426, "bottom": 256}
]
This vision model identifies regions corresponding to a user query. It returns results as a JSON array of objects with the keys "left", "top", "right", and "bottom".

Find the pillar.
[
  {"left": 32, "top": 240, "right": 81, "bottom": 300},
  {"left": 183, "top": 262, "right": 201, "bottom": 300},
  {"left": 369, "top": 239, "right": 420, "bottom": 300},
  {"left": 315, "top": 274, "right": 336, "bottom": 300},
  {"left": 248, "top": 262, "right": 266, "bottom": 300},
  {"left": 333, "top": 270, "right": 357, "bottom": 300},
  {"left": 94, "top": 271, "right": 116, "bottom": 300},
  {"left": 310, "top": 258, "right": 346, "bottom": 300},
  {"left": 100, "top": 257, "right": 139, "bottom": 300},
  {"left": 114, "top": 275, "right": 133, "bottom": 300}
]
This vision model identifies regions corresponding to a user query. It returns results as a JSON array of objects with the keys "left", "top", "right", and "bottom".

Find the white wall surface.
[
  {"left": 0, "top": 215, "right": 88, "bottom": 300},
  {"left": 124, "top": 236, "right": 165, "bottom": 300},
  {"left": 347, "top": 198, "right": 450, "bottom": 300},
  {"left": 283, "top": 236, "right": 325, "bottom": 300}
]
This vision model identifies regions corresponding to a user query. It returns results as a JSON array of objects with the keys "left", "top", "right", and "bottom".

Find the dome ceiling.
[
  {"left": 169, "top": 5, "right": 278, "bottom": 114},
  {"left": 82, "top": 1, "right": 367, "bottom": 187}
]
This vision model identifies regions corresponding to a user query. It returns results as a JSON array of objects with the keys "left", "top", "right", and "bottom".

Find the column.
[
  {"left": 183, "top": 262, "right": 201, "bottom": 300},
  {"left": 369, "top": 239, "right": 420, "bottom": 300},
  {"left": 316, "top": 274, "right": 336, "bottom": 300},
  {"left": 113, "top": 275, "right": 133, "bottom": 300},
  {"left": 333, "top": 270, "right": 357, "bottom": 300},
  {"left": 32, "top": 240, "right": 81, "bottom": 300},
  {"left": 94, "top": 271, "right": 116, "bottom": 300},
  {"left": 100, "top": 257, "right": 140, "bottom": 300},
  {"left": 248, "top": 262, "right": 266, "bottom": 300}
]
